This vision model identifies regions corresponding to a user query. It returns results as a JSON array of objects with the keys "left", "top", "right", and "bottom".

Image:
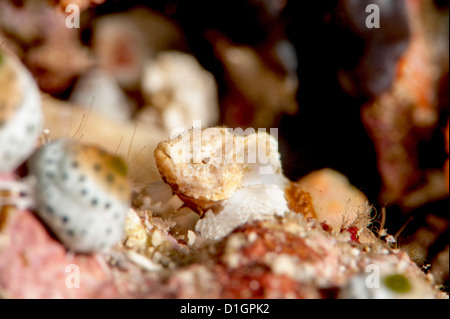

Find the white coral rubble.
[{"left": 141, "top": 51, "right": 219, "bottom": 132}]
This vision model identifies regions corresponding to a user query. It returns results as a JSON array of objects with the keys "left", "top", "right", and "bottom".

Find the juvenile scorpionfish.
[
  {"left": 27, "top": 138, "right": 131, "bottom": 253},
  {"left": 154, "top": 127, "right": 289, "bottom": 240},
  {"left": 154, "top": 127, "right": 284, "bottom": 206},
  {"left": 0, "top": 50, "right": 43, "bottom": 173}
]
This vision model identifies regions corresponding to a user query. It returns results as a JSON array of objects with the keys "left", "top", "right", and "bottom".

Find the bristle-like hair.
[{"left": 401, "top": 242, "right": 427, "bottom": 267}]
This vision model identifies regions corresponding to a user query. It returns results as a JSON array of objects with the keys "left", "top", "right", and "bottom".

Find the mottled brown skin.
[
  {"left": 154, "top": 129, "right": 244, "bottom": 203},
  {"left": 64, "top": 143, "right": 130, "bottom": 202}
]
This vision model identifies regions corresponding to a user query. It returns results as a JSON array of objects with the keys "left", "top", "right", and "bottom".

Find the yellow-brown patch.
[
  {"left": 65, "top": 143, "right": 131, "bottom": 202},
  {"left": 0, "top": 56, "right": 22, "bottom": 124},
  {"left": 285, "top": 182, "right": 316, "bottom": 219}
]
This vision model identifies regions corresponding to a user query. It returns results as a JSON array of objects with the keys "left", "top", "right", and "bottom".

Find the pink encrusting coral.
[
  {"left": 0, "top": 208, "right": 119, "bottom": 298},
  {"left": 0, "top": 203, "right": 166, "bottom": 298}
]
